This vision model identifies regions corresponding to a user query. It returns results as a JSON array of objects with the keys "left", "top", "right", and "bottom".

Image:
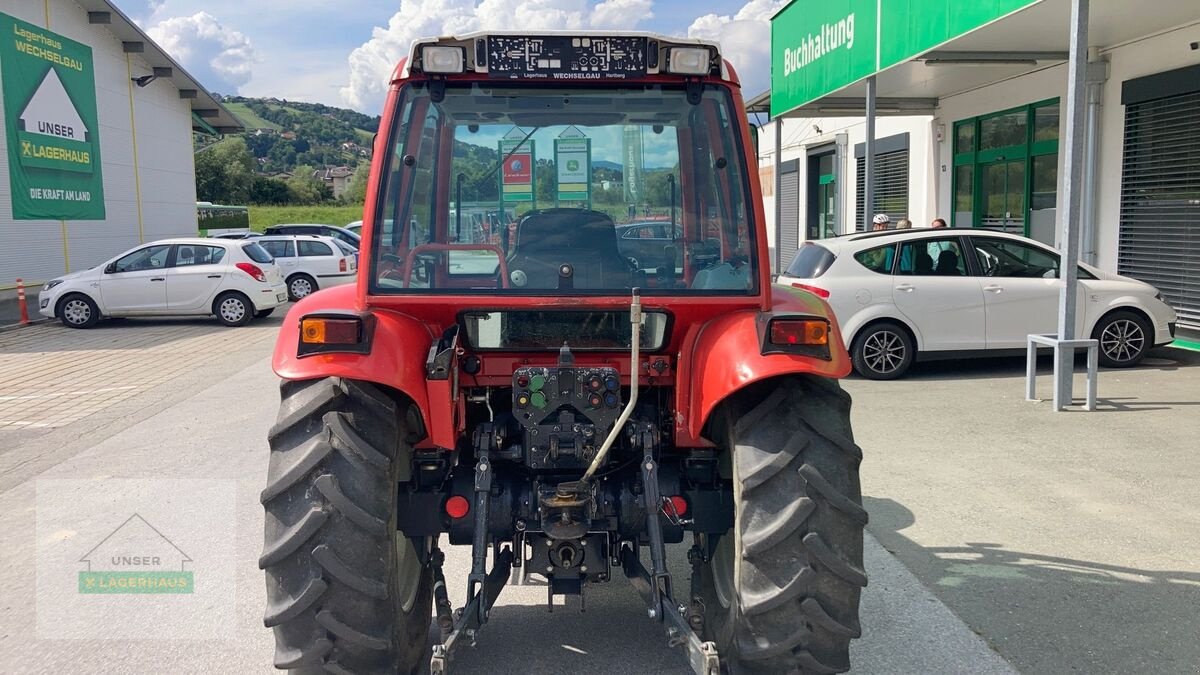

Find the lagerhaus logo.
[{"left": 77, "top": 513, "right": 194, "bottom": 594}]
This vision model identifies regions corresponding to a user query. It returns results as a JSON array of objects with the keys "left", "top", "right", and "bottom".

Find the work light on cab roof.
[{"left": 262, "top": 29, "right": 866, "bottom": 675}]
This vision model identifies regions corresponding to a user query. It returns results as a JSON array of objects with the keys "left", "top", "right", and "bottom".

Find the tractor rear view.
[{"left": 261, "top": 32, "right": 866, "bottom": 675}]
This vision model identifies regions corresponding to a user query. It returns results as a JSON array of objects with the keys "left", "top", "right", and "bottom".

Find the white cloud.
[
  {"left": 341, "top": 0, "right": 656, "bottom": 112},
  {"left": 687, "top": 0, "right": 784, "bottom": 97},
  {"left": 145, "top": 11, "right": 256, "bottom": 94}
]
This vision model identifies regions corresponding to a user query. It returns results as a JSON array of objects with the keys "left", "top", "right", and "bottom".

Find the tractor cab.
[{"left": 264, "top": 32, "right": 865, "bottom": 675}]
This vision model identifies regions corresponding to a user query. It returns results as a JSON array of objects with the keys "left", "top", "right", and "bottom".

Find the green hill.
[
  {"left": 211, "top": 96, "right": 381, "bottom": 174},
  {"left": 222, "top": 102, "right": 281, "bottom": 130}
]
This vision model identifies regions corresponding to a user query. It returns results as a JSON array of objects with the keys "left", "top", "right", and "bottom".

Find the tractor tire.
[
  {"left": 700, "top": 376, "right": 867, "bottom": 674},
  {"left": 260, "top": 377, "right": 432, "bottom": 675}
]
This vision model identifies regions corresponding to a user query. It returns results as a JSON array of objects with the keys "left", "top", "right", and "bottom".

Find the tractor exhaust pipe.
[{"left": 581, "top": 288, "right": 641, "bottom": 484}]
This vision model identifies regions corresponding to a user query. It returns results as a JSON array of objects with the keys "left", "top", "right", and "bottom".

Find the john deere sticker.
[{"left": 1, "top": 12, "right": 105, "bottom": 220}]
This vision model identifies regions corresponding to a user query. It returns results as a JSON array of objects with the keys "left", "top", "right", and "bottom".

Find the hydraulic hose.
[{"left": 581, "top": 288, "right": 641, "bottom": 484}]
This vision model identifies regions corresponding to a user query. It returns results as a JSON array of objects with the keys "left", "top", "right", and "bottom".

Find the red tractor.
[{"left": 261, "top": 32, "right": 866, "bottom": 675}]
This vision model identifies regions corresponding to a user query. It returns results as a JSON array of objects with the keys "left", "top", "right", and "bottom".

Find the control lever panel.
[{"left": 512, "top": 366, "right": 622, "bottom": 469}]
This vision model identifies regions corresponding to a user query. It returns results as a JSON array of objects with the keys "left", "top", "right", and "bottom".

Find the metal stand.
[{"left": 1026, "top": 333, "right": 1098, "bottom": 411}]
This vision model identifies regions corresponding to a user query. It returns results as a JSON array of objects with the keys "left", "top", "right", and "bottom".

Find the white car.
[
  {"left": 257, "top": 234, "right": 358, "bottom": 301},
  {"left": 38, "top": 238, "right": 288, "bottom": 329},
  {"left": 778, "top": 229, "right": 1178, "bottom": 379}
]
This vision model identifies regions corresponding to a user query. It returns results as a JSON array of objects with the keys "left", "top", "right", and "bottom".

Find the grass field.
[
  {"left": 248, "top": 205, "right": 364, "bottom": 230},
  {"left": 223, "top": 102, "right": 283, "bottom": 130}
]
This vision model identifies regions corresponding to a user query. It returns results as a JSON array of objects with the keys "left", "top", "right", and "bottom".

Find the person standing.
[
  {"left": 896, "top": 218, "right": 913, "bottom": 229},
  {"left": 931, "top": 218, "right": 947, "bottom": 228},
  {"left": 872, "top": 214, "right": 890, "bottom": 231}
]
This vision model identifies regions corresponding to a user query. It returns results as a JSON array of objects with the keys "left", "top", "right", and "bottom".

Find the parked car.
[
  {"left": 37, "top": 238, "right": 288, "bottom": 329},
  {"left": 210, "top": 231, "right": 262, "bottom": 240},
  {"left": 615, "top": 221, "right": 684, "bottom": 270},
  {"left": 263, "top": 223, "right": 360, "bottom": 248},
  {"left": 344, "top": 220, "right": 362, "bottom": 236},
  {"left": 777, "top": 228, "right": 1178, "bottom": 379},
  {"left": 257, "top": 234, "right": 358, "bottom": 301}
]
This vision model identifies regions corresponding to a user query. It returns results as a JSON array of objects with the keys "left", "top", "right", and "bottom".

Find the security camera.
[{"left": 812, "top": 124, "right": 823, "bottom": 135}]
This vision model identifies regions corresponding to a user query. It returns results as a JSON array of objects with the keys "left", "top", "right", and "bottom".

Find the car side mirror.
[
  {"left": 104, "top": 262, "right": 116, "bottom": 274},
  {"left": 748, "top": 123, "right": 760, "bottom": 157}
]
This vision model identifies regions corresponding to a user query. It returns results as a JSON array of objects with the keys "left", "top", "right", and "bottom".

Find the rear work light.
[
  {"left": 790, "top": 282, "right": 830, "bottom": 299},
  {"left": 235, "top": 262, "right": 266, "bottom": 282},
  {"left": 421, "top": 46, "right": 465, "bottom": 73},
  {"left": 297, "top": 312, "right": 374, "bottom": 357},
  {"left": 667, "top": 47, "right": 713, "bottom": 74}
]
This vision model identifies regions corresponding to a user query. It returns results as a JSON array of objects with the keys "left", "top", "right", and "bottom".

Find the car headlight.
[{"left": 43, "top": 280, "right": 64, "bottom": 291}]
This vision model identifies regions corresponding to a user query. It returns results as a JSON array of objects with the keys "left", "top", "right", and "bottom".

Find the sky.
[{"left": 120, "top": 0, "right": 784, "bottom": 115}]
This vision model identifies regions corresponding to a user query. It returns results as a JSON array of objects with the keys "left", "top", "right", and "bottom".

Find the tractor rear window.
[
  {"left": 461, "top": 311, "right": 669, "bottom": 351},
  {"left": 369, "top": 82, "right": 757, "bottom": 296}
]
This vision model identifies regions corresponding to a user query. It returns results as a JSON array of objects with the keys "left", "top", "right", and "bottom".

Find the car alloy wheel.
[
  {"left": 62, "top": 298, "right": 91, "bottom": 325},
  {"left": 290, "top": 276, "right": 313, "bottom": 299},
  {"left": 1100, "top": 318, "right": 1145, "bottom": 363},
  {"left": 219, "top": 296, "right": 247, "bottom": 323},
  {"left": 862, "top": 330, "right": 906, "bottom": 375}
]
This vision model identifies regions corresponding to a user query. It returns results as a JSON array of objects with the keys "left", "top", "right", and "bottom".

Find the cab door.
[
  {"left": 891, "top": 237, "right": 986, "bottom": 351},
  {"left": 167, "top": 244, "right": 229, "bottom": 310},
  {"left": 99, "top": 244, "right": 172, "bottom": 314}
]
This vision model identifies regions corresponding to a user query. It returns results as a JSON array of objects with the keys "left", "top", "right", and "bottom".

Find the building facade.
[{"left": 0, "top": 0, "right": 239, "bottom": 297}]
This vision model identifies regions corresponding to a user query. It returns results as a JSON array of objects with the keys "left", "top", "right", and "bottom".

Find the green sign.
[
  {"left": 555, "top": 126, "right": 590, "bottom": 203},
  {"left": 770, "top": 0, "right": 1041, "bottom": 117},
  {"left": 1, "top": 12, "right": 104, "bottom": 220}
]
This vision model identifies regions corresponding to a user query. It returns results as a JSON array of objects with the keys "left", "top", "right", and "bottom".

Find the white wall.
[
  {"left": 933, "top": 21, "right": 1200, "bottom": 273},
  {"left": 757, "top": 114, "right": 934, "bottom": 254},
  {"left": 0, "top": 0, "right": 197, "bottom": 288}
]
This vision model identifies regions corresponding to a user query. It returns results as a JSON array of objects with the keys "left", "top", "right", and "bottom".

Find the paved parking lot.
[{"left": 0, "top": 317, "right": 1196, "bottom": 673}]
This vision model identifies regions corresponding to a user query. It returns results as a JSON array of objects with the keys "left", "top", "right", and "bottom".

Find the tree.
[
  {"left": 195, "top": 137, "right": 255, "bottom": 204},
  {"left": 286, "top": 164, "right": 330, "bottom": 204},
  {"left": 250, "top": 176, "right": 290, "bottom": 204},
  {"left": 345, "top": 162, "right": 370, "bottom": 204}
]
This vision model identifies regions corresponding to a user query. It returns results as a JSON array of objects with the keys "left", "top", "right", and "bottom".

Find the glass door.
[
  {"left": 816, "top": 174, "right": 836, "bottom": 239},
  {"left": 979, "top": 159, "right": 1026, "bottom": 235}
]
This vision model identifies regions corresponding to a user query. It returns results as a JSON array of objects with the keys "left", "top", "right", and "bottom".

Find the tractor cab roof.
[{"left": 400, "top": 32, "right": 730, "bottom": 84}]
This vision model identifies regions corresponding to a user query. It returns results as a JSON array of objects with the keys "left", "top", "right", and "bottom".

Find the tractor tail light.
[
  {"left": 790, "top": 282, "right": 830, "bottom": 299},
  {"left": 770, "top": 319, "right": 829, "bottom": 347},
  {"left": 236, "top": 262, "right": 266, "bottom": 282},
  {"left": 444, "top": 495, "right": 470, "bottom": 519},
  {"left": 297, "top": 312, "right": 374, "bottom": 357}
]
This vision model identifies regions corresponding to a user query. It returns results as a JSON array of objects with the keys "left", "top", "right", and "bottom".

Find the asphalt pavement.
[{"left": 0, "top": 318, "right": 1019, "bottom": 674}]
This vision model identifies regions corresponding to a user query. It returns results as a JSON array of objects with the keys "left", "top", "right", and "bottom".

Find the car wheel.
[
  {"left": 1093, "top": 310, "right": 1151, "bottom": 367},
  {"left": 58, "top": 293, "right": 100, "bottom": 329},
  {"left": 254, "top": 308, "right": 274, "bottom": 319},
  {"left": 287, "top": 274, "right": 317, "bottom": 301},
  {"left": 851, "top": 322, "right": 915, "bottom": 380},
  {"left": 214, "top": 292, "right": 253, "bottom": 327}
]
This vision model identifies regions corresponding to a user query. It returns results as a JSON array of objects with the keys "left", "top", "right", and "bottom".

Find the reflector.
[{"left": 300, "top": 318, "right": 360, "bottom": 345}]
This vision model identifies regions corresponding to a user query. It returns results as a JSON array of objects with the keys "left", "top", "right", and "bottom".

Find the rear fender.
[
  {"left": 678, "top": 285, "right": 851, "bottom": 446},
  {"left": 271, "top": 284, "right": 441, "bottom": 443}
]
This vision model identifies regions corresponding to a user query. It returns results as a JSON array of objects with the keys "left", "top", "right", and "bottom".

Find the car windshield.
[{"left": 369, "top": 82, "right": 756, "bottom": 295}]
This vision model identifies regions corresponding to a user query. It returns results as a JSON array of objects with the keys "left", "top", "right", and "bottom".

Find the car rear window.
[
  {"left": 333, "top": 239, "right": 357, "bottom": 256},
  {"left": 242, "top": 242, "right": 273, "bottom": 263},
  {"left": 784, "top": 243, "right": 836, "bottom": 278}
]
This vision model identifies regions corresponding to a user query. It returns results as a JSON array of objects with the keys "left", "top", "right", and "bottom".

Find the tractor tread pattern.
[
  {"left": 313, "top": 544, "right": 389, "bottom": 599},
  {"left": 261, "top": 377, "right": 431, "bottom": 674},
  {"left": 259, "top": 507, "right": 329, "bottom": 568},
  {"left": 714, "top": 376, "right": 866, "bottom": 675}
]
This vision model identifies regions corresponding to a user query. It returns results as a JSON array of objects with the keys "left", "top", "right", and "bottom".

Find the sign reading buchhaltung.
[{"left": 1, "top": 12, "right": 105, "bottom": 220}]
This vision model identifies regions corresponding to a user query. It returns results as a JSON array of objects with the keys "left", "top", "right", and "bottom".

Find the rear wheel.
[
  {"left": 214, "top": 291, "right": 253, "bottom": 327},
  {"left": 288, "top": 274, "right": 317, "bottom": 302},
  {"left": 1093, "top": 310, "right": 1151, "bottom": 367},
  {"left": 261, "top": 378, "right": 431, "bottom": 674},
  {"left": 851, "top": 322, "right": 914, "bottom": 379},
  {"left": 700, "top": 376, "right": 866, "bottom": 674}
]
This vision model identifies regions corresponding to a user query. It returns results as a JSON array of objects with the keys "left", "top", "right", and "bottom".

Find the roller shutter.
[
  {"left": 778, "top": 166, "right": 800, "bottom": 271},
  {"left": 856, "top": 150, "right": 910, "bottom": 231},
  {"left": 1119, "top": 88, "right": 1200, "bottom": 330}
]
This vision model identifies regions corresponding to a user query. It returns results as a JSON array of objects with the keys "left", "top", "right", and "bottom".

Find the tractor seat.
[{"left": 506, "top": 209, "right": 631, "bottom": 289}]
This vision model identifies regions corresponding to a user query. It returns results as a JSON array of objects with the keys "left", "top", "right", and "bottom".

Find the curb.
[{"left": 0, "top": 318, "right": 51, "bottom": 334}]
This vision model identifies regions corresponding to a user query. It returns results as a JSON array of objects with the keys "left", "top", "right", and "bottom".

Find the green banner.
[
  {"left": 555, "top": 126, "right": 590, "bottom": 203},
  {"left": 770, "top": 0, "right": 1041, "bottom": 117},
  {"left": 1, "top": 12, "right": 104, "bottom": 220}
]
